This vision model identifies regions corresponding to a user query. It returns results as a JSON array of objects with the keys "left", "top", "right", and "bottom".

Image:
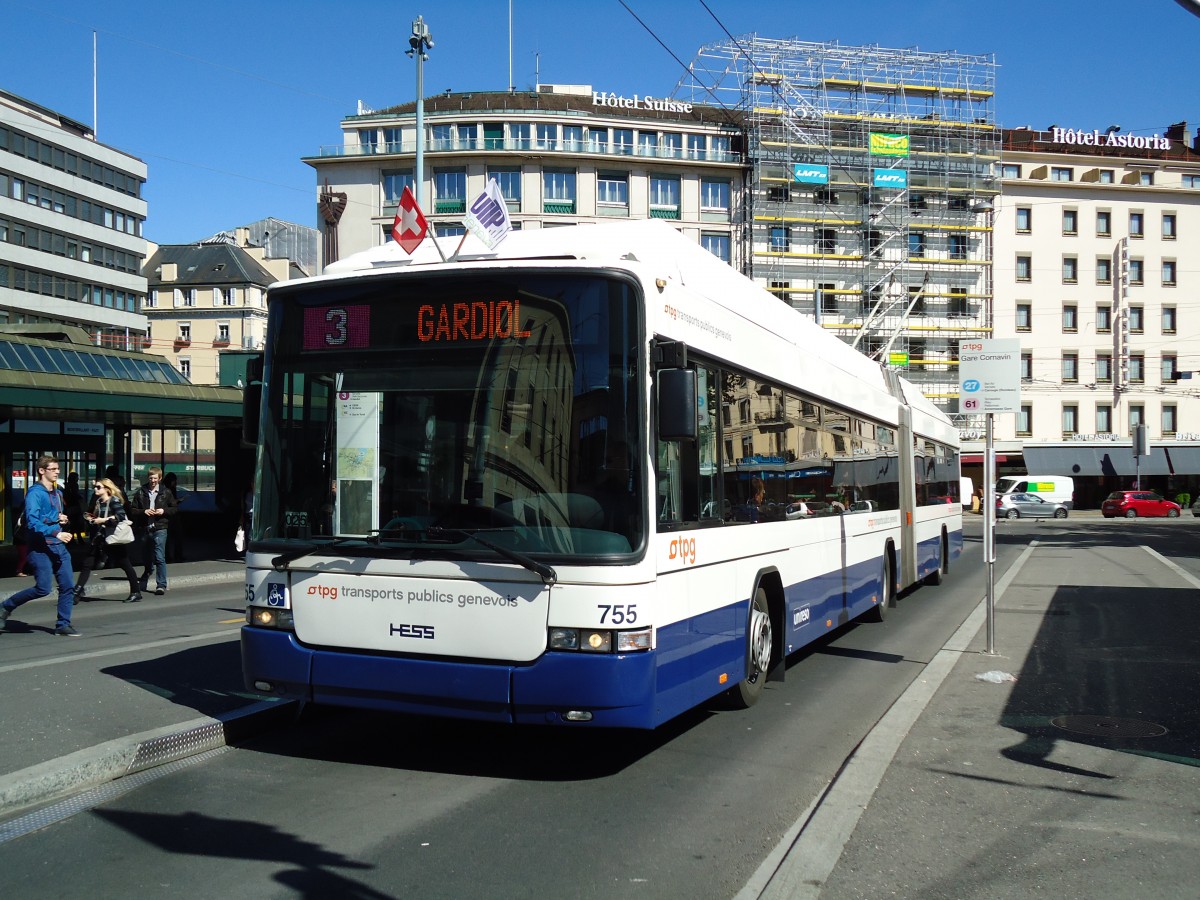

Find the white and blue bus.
[{"left": 241, "top": 221, "right": 962, "bottom": 729}]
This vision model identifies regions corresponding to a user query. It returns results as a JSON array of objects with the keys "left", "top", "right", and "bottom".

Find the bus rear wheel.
[
  {"left": 867, "top": 554, "right": 893, "bottom": 622},
  {"left": 731, "top": 588, "right": 772, "bottom": 708}
]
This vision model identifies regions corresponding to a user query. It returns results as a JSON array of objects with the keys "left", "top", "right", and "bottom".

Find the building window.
[
  {"left": 216, "top": 322, "right": 230, "bottom": 344},
  {"left": 139, "top": 430, "right": 152, "bottom": 453},
  {"left": 648, "top": 175, "right": 681, "bottom": 219},
  {"left": 433, "top": 168, "right": 466, "bottom": 213},
  {"left": 1096, "top": 353, "right": 1112, "bottom": 383},
  {"left": 1062, "top": 404, "right": 1078, "bottom": 435},
  {"left": 184, "top": 289, "right": 196, "bottom": 307},
  {"left": 1051, "top": 167, "right": 1073, "bottom": 181},
  {"left": 948, "top": 234, "right": 967, "bottom": 260},
  {"left": 1062, "top": 209, "right": 1077, "bottom": 235},
  {"left": 819, "top": 283, "right": 838, "bottom": 317},
  {"left": 535, "top": 123, "right": 557, "bottom": 151},
  {"left": 1015, "top": 207, "right": 1031, "bottom": 233},
  {"left": 700, "top": 178, "right": 730, "bottom": 213},
  {"left": 1139, "top": 171, "right": 1154, "bottom": 186},
  {"left": 542, "top": 169, "right": 576, "bottom": 213},
  {"left": 1163, "top": 406, "right": 1177, "bottom": 436},
  {"left": 1016, "top": 255, "right": 1032, "bottom": 282},
  {"left": 486, "top": 167, "right": 521, "bottom": 203},
  {"left": 1096, "top": 405, "right": 1112, "bottom": 433},
  {"left": 1062, "top": 304, "right": 1078, "bottom": 332},
  {"left": 1096, "top": 210, "right": 1111, "bottom": 236},
  {"left": 1020, "top": 351, "right": 1032, "bottom": 382},
  {"left": 637, "top": 131, "right": 658, "bottom": 157},
  {"left": 1096, "top": 257, "right": 1111, "bottom": 284},
  {"left": 1098, "top": 169, "right": 1115, "bottom": 184},
  {"left": 383, "top": 127, "right": 403, "bottom": 152},
  {"left": 1162, "top": 260, "right": 1177, "bottom": 286},
  {"left": 908, "top": 232, "right": 926, "bottom": 258},
  {"left": 1062, "top": 256, "right": 1078, "bottom": 283},
  {"left": 948, "top": 289, "right": 968, "bottom": 317},
  {"left": 701, "top": 233, "right": 730, "bottom": 263},
  {"left": 178, "top": 430, "right": 192, "bottom": 453},
  {"left": 1128, "top": 306, "right": 1144, "bottom": 333},
  {"left": 1184, "top": 174, "right": 1200, "bottom": 189},
  {"left": 1129, "top": 259, "right": 1143, "bottom": 285},
  {"left": 1162, "top": 306, "right": 1177, "bottom": 334},
  {"left": 769, "top": 226, "right": 789, "bottom": 252},
  {"left": 817, "top": 228, "right": 837, "bottom": 255},
  {"left": 1129, "top": 353, "right": 1145, "bottom": 383},
  {"left": 177, "top": 323, "right": 191, "bottom": 343},
  {"left": 596, "top": 172, "right": 628, "bottom": 208},
  {"left": 769, "top": 281, "right": 789, "bottom": 301},
  {"left": 431, "top": 124, "right": 453, "bottom": 150},
  {"left": 686, "top": 134, "right": 706, "bottom": 160},
  {"left": 1062, "top": 352, "right": 1078, "bottom": 383},
  {"left": 357, "top": 129, "right": 377, "bottom": 152},
  {"left": 383, "top": 169, "right": 415, "bottom": 204},
  {"left": 1129, "top": 404, "right": 1145, "bottom": 429},
  {"left": 178, "top": 357, "right": 191, "bottom": 379},
  {"left": 1162, "top": 213, "right": 1177, "bottom": 239},
  {"left": 612, "top": 129, "right": 633, "bottom": 155},
  {"left": 1017, "top": 404, "right": 1032, "bottom": 436},
  {"left": 661, "top": 132, "right": 682, "bottom": 158},
  {"left": 1016, "top": 303, "right": 1032, "bottom": 331},
  {"left": 1002, "top": 164, "right": 1021, "bottom": 178},
  {"left": 1129, "top": 211, "right": 1144, "bottom": 238},
  {"left": 1163, "top": 354, "right": 1178, "bottom": 383}
]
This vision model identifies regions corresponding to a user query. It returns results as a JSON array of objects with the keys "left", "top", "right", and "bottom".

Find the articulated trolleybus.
[{"left": 242, "top": 220, "right": 962, "bottom": 729}]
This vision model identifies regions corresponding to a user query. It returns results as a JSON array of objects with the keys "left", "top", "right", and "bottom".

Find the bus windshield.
[{"left": 254, "top": 270, "right": 644, "bottom": 559}]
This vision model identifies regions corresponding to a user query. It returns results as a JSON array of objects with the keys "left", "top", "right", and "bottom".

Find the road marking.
[
  {"left": 741, "top": 540, "right": 1040, "bottom": 900},
  {"left": 0, "top": 630, "right": 238, "bottom": 674},
  {"left": 218, "top": 617, "right": 245, "bottom": 624},
  {"left": 1141, "top": 545, "right": 1200, "bottom": 590}
]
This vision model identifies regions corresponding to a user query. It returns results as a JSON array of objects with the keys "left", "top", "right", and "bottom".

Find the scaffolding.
[{"left": 676, "top": 38, "right": 1000, "bottom": 416}]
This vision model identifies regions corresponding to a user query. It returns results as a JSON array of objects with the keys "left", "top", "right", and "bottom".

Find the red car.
[{"left": 1101, "top": 491, "right": 1182, "bottom": 519}]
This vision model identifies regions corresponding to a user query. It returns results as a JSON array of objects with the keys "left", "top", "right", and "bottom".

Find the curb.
[
  {"left": 0, "top": 699, "right": 296, "bottom": 818},
  {"left": 70, "top": 564, "right": 245, "bottom": 600}
]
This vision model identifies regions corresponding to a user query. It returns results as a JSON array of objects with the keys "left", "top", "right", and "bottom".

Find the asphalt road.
[{"left": 1, "top": 516, "right": 1196, "bottom": 899}]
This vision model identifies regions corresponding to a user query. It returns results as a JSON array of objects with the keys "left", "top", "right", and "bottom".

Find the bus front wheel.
[{"left": 731, "top": 588, "right": 772, "bottom": 708}]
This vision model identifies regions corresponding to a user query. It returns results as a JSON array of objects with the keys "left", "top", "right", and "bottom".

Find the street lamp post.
[{"left": 407, "top": 15, "right": 433, "bottom": 210}]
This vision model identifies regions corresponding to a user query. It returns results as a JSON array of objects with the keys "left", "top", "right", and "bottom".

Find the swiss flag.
[{"left": 391, "top": 185, "right": 428, "bottom": 254}]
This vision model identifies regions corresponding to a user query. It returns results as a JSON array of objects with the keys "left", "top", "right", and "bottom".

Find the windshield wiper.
[
  {"left": 270, "top": 536, "right": 371, "bottom": 571},
  {"left": 427, "top": 526, "right": 557, "bottom": 586}
]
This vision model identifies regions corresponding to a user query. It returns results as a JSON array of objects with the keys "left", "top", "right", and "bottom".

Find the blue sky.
[{"left": 4, "top": 1, "right": 1198, "bottom": 245}]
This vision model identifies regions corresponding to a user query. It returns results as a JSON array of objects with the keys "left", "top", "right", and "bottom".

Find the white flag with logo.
[{"left": 463, "top": 178, "right": 512, "bottom": 249}]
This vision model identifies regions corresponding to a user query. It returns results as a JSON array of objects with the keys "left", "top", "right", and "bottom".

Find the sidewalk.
[
  {"left": 0, "top": 551, "right": 286, "bottom": 818},
  {"left": 752, "top": 521, "right": 1200, "bottom": 899}
]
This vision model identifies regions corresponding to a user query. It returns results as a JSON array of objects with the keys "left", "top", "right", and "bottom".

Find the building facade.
[
  {"left": 0, "top": 89, "right": 148, "bottom": 350},
  {"left": 980, "top": 122, "right": 1200, "bottom": 507},
  {"left": 305, "top": 85, "right": 744, "bottom": 265}
]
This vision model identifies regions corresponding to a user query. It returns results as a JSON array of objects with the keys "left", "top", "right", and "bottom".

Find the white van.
[{"left": 995, "top": 475, "right": 1075, "bottom": 510}]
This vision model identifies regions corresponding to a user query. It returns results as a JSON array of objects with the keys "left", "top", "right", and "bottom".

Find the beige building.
[
  {"left": 305, "top": 85, "right": 743, "bottom": 265},
  {"left": 978, "top": 122, "right": 1200, "bottom": 507}
]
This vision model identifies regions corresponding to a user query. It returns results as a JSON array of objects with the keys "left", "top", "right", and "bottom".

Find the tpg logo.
[
  {"left": 307, "top": 584, "right": 339, "bottom": 600},
  {"left": 669, "top": 537, "right": 697, "bottom": 565}
]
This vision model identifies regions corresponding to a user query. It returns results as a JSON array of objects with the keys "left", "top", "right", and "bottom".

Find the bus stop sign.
[{"left": 958, "top": 339, "right": 1021, "bottom": 414}]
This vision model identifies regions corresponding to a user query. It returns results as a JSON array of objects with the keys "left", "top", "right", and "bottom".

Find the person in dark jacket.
[
  {"left": 75, "top": 478, "right": 142, "bottom": 604},
  {"left": 130, "top": 466, "right": 177, "bottom": 595}
]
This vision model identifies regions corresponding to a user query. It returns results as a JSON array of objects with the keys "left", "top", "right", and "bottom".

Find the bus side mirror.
[
  {"left": 242, "top": 355, "right": 264, "bottom": 447},
  {"left": 658, "top": 368, "right": 698, "bottom": 441}
]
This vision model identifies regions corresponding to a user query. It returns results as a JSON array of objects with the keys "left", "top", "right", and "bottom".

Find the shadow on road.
[{"left": 101, "top": 641, "right": 258, "bottom": 719}]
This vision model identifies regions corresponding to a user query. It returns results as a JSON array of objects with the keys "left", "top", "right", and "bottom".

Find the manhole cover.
[{"left": 1050, "top": 715, "right": 1168, "bottom": 738}]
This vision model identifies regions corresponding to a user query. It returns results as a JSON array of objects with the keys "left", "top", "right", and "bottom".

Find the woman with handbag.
[{"left": 75, "top": 478, "right": 141, "bottom": 604}]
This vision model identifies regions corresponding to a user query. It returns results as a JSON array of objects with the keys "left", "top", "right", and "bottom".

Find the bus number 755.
[{"left": 598, "top": 604, "right": 638, "bottom": 625}]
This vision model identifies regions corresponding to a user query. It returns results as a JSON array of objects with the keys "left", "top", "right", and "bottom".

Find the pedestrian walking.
[
  {"left": 130, "top": 466, "right": 177, "bottom": 595},
  {"left": 75, "top": 478, "right": 142, "bottom": 604},
  {"left": 0, "top": 455, "right": 79, "bottom": 636}
]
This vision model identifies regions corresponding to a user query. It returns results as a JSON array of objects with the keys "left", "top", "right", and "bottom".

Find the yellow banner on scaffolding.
[{"left": 870, "top": 133, "right": 910, "bottom": 157}]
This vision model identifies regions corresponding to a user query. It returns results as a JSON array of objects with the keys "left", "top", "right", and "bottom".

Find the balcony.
[{"left": 311, "top": 138, "right": 741, "bottom": 165}]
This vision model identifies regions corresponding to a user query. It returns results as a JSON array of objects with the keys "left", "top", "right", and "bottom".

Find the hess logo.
[{"left": 669, "top": 537, "right": 697, "bottom": 565}]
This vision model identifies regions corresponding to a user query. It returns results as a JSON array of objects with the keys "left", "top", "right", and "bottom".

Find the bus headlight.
[
  {"left": 246, "top": 607, "right": 294, "bottom": 630},
  {"left": 548, "top": 626, "right": 651, "bottom": 653}
]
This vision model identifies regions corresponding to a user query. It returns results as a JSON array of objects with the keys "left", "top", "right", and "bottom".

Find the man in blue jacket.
[{"left": 0, "top": 455, "right": 79, "bottom": 636}]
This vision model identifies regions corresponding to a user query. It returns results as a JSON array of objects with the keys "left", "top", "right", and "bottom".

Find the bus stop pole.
[{"left": 984, "top": 412, "right": 996, "bottom": 655}]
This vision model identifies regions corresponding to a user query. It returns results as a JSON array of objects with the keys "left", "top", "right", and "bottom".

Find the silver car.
[{"left": 996, "top": 492, "right": 1069, "bottom": 519}]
